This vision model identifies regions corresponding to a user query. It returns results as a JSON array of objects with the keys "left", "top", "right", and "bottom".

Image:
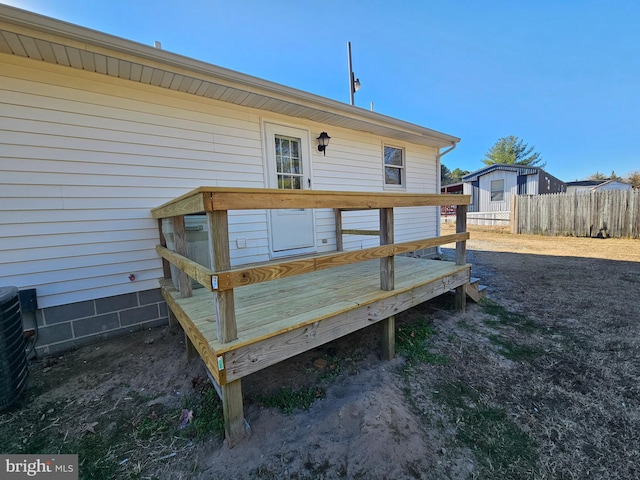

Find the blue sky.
[{"left": 3, "top": 0, "right": 639, "bottom": 181}]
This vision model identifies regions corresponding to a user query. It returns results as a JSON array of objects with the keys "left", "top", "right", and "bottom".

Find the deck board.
[{"left": 161, "top": 256, "right": 470, "bottom": 385}]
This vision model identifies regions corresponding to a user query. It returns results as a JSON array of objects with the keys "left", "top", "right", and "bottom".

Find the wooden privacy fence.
[{"left": 512, "top": 189, "right": 640, "bottom": 238}]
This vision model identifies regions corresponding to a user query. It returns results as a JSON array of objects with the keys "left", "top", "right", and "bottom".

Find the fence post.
[
  {"left": 455, "top": 204, "right": 467, "bottom": 312},
  {"left": 510, "top": 195, "right": 518, "bottom": 234}
]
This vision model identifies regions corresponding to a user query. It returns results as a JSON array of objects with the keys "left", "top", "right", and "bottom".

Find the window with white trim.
[
  {"left": 490, "top": 179, "right": 504, "bottom": 202},
  {"left": 383, "top": 145, "right": 405, "bottom": 188}
]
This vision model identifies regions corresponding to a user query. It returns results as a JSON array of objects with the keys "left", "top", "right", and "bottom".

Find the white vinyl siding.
[
  {"left": 1, "top": 58, "right": 267, "bottom": 307},
  {"left": 1, "top": 55, "right": 442, "bottom": 309},
  {"left": 313, "top": 134, "right": 437, "bottom": 252},
  {"left": 477, "top": 171, "right": 518, "bottom": 212}
]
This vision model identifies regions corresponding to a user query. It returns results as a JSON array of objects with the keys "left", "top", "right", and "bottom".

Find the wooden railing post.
[
  {"left": 207, "top": 210, "right": 244, "bottom": 446},
  {"left": 379, "top": 208, "right": 394, "bottom": 291},
  {"left": 334, "top": 208, "right": 343, "bottom": 251},
  {"left": 157, "top": 219, "right": 172, "bottom": 282},
  {"left": 172, "top": 216, "right": 192, "bottom": 299},
  {"left": 455, "top": 204, "right": 468, "bottom": 312},
  {"left": 171, "top": 216, "right": 197, "bottom": 359},
  {"left": 379, "top": 207, "right": 395, "bottom": 360},
  {"left": 207, "top": 211, "right": 237, "bottom": 342},
  {"left": 455, "top": 205, "right": 467, "bottom": 266}
]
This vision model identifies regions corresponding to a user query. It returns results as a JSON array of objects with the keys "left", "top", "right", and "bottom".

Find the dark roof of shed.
[{"left": 565, "top": 180, "right": 608, "bottom": 187}]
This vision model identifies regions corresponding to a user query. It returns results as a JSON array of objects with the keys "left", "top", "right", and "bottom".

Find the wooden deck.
[
  {"left": 151, "top": 187, "right": 472, "bottom": 445},
  {"left": 161, "top": 257, "right": 470, "bottom": 387}
]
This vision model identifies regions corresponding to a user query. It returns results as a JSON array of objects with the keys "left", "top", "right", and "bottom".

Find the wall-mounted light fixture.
[{"left": 317, "top": 132, "right": 331, "bottom": 156}]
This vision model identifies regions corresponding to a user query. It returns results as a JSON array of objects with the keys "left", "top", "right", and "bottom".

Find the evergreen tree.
[
  {"left": 626, "top": 171, "right": 640, "bottom": 188},
  {"left": 450, "top": 168, "right": 469, "bottom": 183},
  {"left": 441, "top": 164, "right": 453, "bottom": 185},
  {"left": 588, "top": 172, "right": 607, "bottom": 181},
  {"left": 482, "top": 136, "right": 544, "bottom": 167}
]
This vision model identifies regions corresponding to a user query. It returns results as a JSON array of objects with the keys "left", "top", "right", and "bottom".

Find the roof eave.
[{"left": 0, "top": 4, "right": 459, "bottom": 149}]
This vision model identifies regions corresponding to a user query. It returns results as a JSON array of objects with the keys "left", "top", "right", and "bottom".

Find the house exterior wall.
[
  {"left": 0, "top": 54, "right": 440, "bottom": 353},
  {"left": 477, "top": 170, "right": 518, "bottom": 212},
  {"left": 525, "top": 174, "right": 539, "bottom": 194},
  {"left": 536, "top": 171, "right": 566, "bottom": 194},
  {"left": 595, "top": 181, "right": 632, "bottom": 191}
]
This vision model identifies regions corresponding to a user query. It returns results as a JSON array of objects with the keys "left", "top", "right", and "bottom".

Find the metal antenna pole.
[{"left": 348, "top": 41, "right": 354, "bottom": 105}]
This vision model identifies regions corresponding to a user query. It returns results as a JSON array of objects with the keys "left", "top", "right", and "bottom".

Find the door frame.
[{"left": 262, "top": 120, "right": 317, "bottom": 259}]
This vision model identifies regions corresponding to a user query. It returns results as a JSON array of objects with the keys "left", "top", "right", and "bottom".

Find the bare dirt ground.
[{"left": 2, "top": 226, "right": 639, "bottom": 479}]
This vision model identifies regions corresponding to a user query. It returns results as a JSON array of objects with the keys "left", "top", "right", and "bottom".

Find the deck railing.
[
  {"left": 152, "top": 187, "right": 470, "bottom": 443},
  {"left": 152, "top": 187, "right": 471, "bottom": 344}
]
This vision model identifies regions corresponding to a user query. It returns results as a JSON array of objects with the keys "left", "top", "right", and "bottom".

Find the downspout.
[{"left": 436, "top": 142, "right": 458, "bottom": 256}]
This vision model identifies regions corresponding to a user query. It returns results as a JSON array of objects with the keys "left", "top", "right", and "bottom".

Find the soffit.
[{"left": 0, "top": 5, "right": 459, "bottom": 149}]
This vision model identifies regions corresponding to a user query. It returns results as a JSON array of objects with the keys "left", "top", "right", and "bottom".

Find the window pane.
[
  {"left": 385, "top": 166, "right": 402, "bottom": 185},
  {"left": 491, "top": 179, "right": 504, "bottom": 201},
  {"left": 281, "top": 139, "right": 290, "bottom": 158},
  {"left": 274, "top": 134, "right": 304, "bottom": 192},
  {"left": 384, "top": 146, "right": 403, "bottom": 166}
]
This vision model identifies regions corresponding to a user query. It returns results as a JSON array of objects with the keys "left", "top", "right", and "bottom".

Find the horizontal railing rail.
[{"left": 156, "top": 232, "right": 469, "bottom": 292}]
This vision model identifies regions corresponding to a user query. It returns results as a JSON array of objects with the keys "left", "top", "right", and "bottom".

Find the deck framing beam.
[{"left": 222, "top": 266, "right": 470, "bottom": 382}]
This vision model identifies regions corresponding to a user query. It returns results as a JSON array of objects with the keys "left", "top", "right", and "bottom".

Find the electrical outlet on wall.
[{"left": 236, "top": 237, "right": 247, "bottom": 249}]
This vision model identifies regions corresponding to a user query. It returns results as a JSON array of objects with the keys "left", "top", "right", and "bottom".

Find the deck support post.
[
  {"left": 172, "top": 216, "right": 195, "bottom": 359},
  {"left": 381, "top": 315, "right": 395, "bottom": 360},
  {"left": 184, "top": 332, "right": 197, "bottom": 361},
  {"left": 168, "top": 310, "right": 178, "bottom": 328},
  {"left": 222, "top": 379, "right": 245, "bottom": 447},
  {"left": 455, "top": 205, "right": 468, "bottom": 312},
  {"left": 172, "top": 216, "right": 192, "bottom": 299},
  {"left": 379, "top": 208, "right": 395, "bottom": 359},
  {"left": 207, "top": 210, "right": 244, "bottom": 444}
]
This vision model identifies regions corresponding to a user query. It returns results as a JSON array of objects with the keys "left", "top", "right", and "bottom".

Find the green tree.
[
  {"left": 610, "top": 170, "right": 621, "bottom": 180},
  {"left": 441, "top": 165, "right": 470, "bottom": 185},
  {"left": 450, "top": 168, "right": 470, "bottom": 183},
  {"left": 441, "top": 164, "right": 453, "bottom": 185},
  {"left": 626, "top": 171, "right": 640, "bottom": 188},
  {"left": 482, "top": 136, "right": 545, "bottom": 167},
  {"left": 588, "top": 172, "right": 607, "bottom": 180}
]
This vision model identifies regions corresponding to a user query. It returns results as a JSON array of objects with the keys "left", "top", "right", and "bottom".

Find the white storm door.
[{"left": 264, "top": 123, "right": 316, "bottom": 254}]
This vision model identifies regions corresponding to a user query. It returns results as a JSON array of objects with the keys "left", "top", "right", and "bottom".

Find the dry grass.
[
  {"left": 430, "top": 226, "right": 640, "bottom": 479},
  {"left": 2, "top": 227, "right": 638, "bottom": 479}
]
